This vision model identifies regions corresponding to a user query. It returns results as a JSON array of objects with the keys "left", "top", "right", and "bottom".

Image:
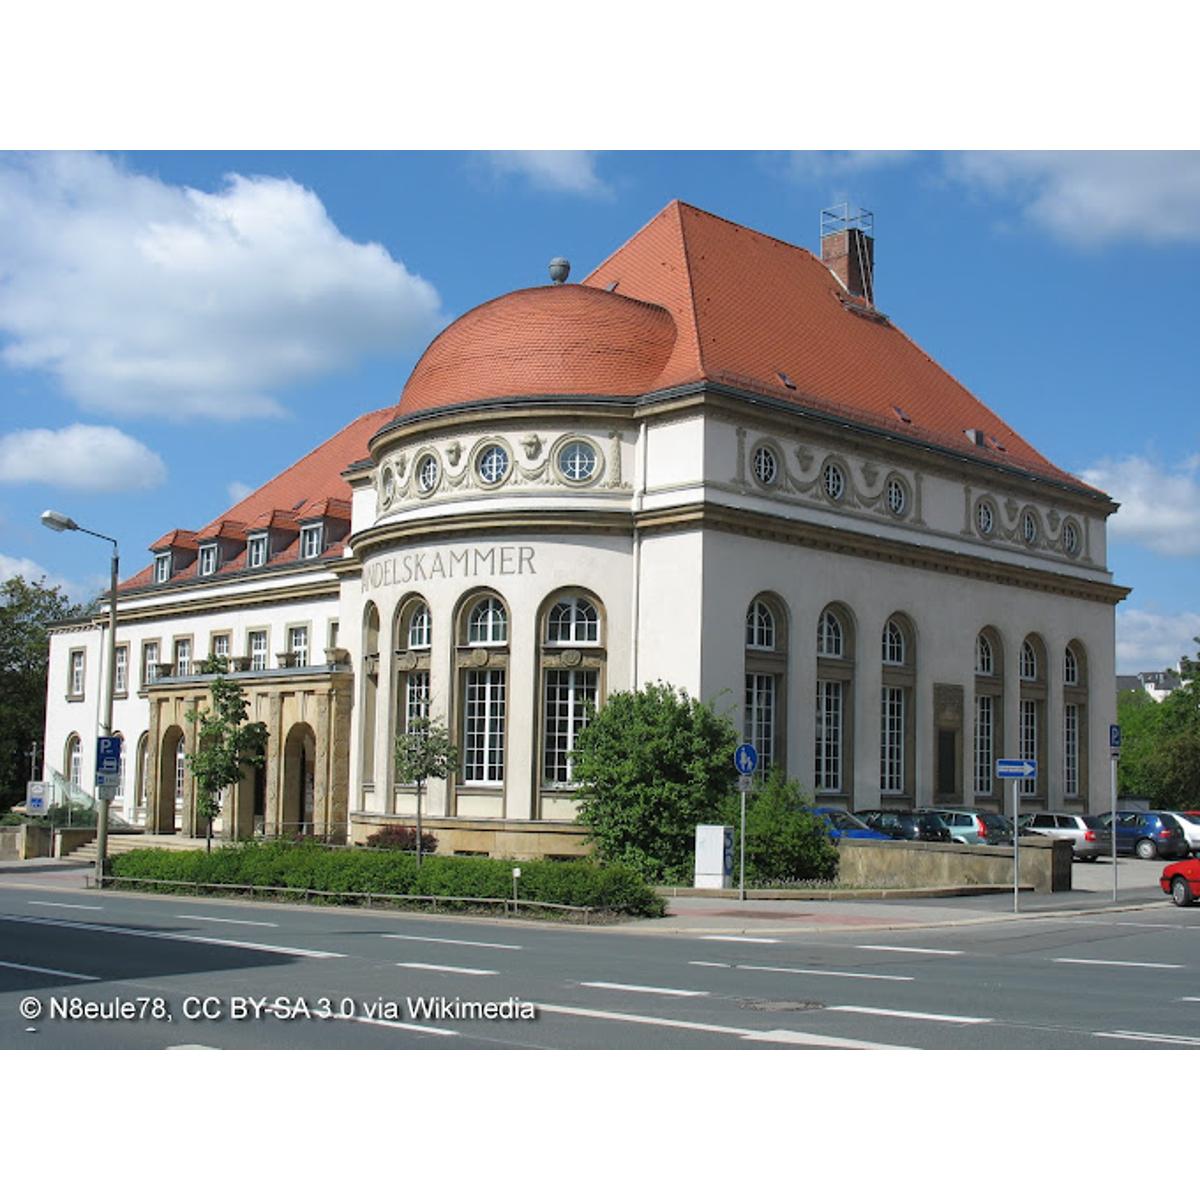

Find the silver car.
[
  {"left": 1166, "top": 812, "right": 1200, "bottom": 853},
  {"left": 1020, "top": 811, "right": 1111, "bottom": 860}
]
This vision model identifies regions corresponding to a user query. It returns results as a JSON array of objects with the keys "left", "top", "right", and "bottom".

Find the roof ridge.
[{"left": 673, "top": 199, "right": 825, "bottom": 267}]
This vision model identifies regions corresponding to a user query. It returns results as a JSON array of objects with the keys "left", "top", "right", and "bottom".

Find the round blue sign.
[{"left": 733, "top": 743, "right": 759, "bottom": 775}]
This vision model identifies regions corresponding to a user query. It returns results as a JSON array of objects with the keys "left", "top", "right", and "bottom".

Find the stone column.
[
  {"left": 314, "top": 690, "right": 331, "bottom": 837},
  {"left": 264, "top": 691, "right": 284, "bottom": 837}
]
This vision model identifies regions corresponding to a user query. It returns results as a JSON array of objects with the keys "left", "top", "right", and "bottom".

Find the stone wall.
[{"left": 350, "top": 815, "right": 591, "bottom": 860}]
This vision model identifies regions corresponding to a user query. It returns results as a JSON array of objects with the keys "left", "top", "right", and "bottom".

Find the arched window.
[
  {"left": 547, "top": 597, "right": 599, "bottom": 645},
  {"left": 1020, "top": 639, "right": 1038, "bottom": 682},
  {"left": 973, "top": 628, "right": 1004, "bottom": 801},
  {"left": 1064, "top": 646, "right": 1078, "bottom": 687},
  {"left": 1063, "top": 640, "right": 1089, "bottom": 802},
  {"left": 815, "top": 605, "right": 854, "bottom": 798},
  {"left": 408, "top": 603, "right": 431, "bottom": 650},
  {"left": 745, "top": 599, "right": 775, "bottom": 650},
  {"left": 540, "top": 592, "right": 605, "bottom": 794},
  {"left": 468, "top": 597, "right": 508, "bottom": 645},
  {"left": 744, "top": 595, "right": 788, "bottom": 777},
  {"left": 360, "top": 601, "right": 380, "bottom": 788},
  {"left": 880, "top": 615, "right": 916, "bottom": 797},
  {"left": 457, "top": 594, "right": 510, "bottom": 787},
  {"left": 175, "top": 739, "right": 187, "bottom": 812},
  {"left": 65, "top": 734, "right": 82, "bottom": 789},
  {"left": 135, "top": 732, "right": 149, "bottom": 813},
  {"left": 1019, "top": 635, "right": 1047, "bottom": 800},
  {"left": 817, "top": 610, "right": 843, "bottom": 658}
]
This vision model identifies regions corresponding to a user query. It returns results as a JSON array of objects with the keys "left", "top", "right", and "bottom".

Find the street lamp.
[{"left": 41, "top": 509, "right": 119, "bottom": 888}]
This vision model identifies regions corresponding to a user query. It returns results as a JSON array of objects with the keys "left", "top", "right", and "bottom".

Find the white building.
[{"left": 44, "top": 201, "right": 1128, "bottom": 855}]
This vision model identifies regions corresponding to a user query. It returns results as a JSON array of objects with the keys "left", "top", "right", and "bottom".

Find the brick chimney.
[{"left": 820, "top": 206, "right": 875, "bottom": 307}]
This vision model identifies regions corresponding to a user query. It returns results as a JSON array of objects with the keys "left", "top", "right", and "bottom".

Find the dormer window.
[
  {"left": 154, "top": 553, "right": 171, "bottom": 584},
  {"left": 248, "top": 534, "right": 268, "bottom": 569},
  {"left": 198, "top": 544, "right": 219, "bottom": 576},
  {"left": 300, "top": 523, "right": 324, "bottom": 559}
]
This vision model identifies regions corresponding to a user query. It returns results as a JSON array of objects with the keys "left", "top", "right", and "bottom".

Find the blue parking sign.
[{"left": 96, "top": 734, "right": 122, "bottom": 787}]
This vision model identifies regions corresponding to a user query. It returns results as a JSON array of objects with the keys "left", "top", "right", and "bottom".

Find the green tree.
[
  {"left": 185, "top": 659, "right": 268, "bottom": 852},
  {"left": 0, "top": 576, "right": 85, "bottom": 810},
  {"left": 719, "top": 769, "right": 838, "bottom": 884},
  {"left": 1116, "top": 687, "right": 1165, "bottom": 798},
  {"left": 394, "top": 716, "right": 460, "bottom": 866},
  {"left": 570, "top": 681, "right": 739, "bottom": 883}
]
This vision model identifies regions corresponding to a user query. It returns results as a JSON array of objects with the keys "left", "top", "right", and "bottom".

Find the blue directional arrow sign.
[
  {"left": 996, "top": 758, "right": 1037, "bottom": 780},
  {"left": 733, "top": 743, "right": 759, "bottom": 776}
]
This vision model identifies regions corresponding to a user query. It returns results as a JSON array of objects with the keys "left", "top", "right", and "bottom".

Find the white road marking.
[
  {"left": 688, "top": 961, "right": 731, "bottom": 968},
  {"left": 29, "top": 901, "right": 103, "bottom": 912},
  {"left": 735, "top": 964, "right": 913, "bottom": 983},
  {"left": 1179, "top": 997, "right": 1200, "bottom": 1002},
  {"left": 579, "top": 981, "right": 709, "bottom": 997},
  {"left": 856, "top": 944, "right": 963, "bottom": 956},
  {"left": 1114, "top": 922, "right": 1178, "bottom": 929},
  {"left": 0, "top": 958, "right": 100, "bottom": 981},
  {"left": 828, "top": 1005, "right": 991, "bottom": 1025},
  {"left": 1094, "top": 1029, "right": 1200, "bottom": 1047},
  {"left": 536, "top": 1002, "right": 905, "bottom": 1049},
  {"left": 167, "top": 1044, "right": 221, "bottom": 1051},
  {"left": 382, "top": 934, "right": 521, "bottom": 951},
  {"left": 1053, "top": 957, "right": 1182, "bottom": 970},
  {"left": 261, "top": 1003, "right": 458, "bottom": 1038},
  {"left": 395, "top": 962, "right": 498, "bottom": 976},
  {"left": 0, "top": 913, "right": 344, "bottom": 959},
  {"left": 178, "top": 915, "right": 279, "bottom": 928},
  {"left": 701, "top": 935, "right": 780, "bottom": 944}
]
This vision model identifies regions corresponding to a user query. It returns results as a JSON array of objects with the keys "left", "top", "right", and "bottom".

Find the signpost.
[
  {"left": 1110, "top": 724, "right": 1121, "bottom": 901},
  {"left": 733, "top": 743, "right": 758, "bottom": 902},
  {"left": 95, "top": 735, "right": 122, "bottom": 790},
  {"left": 25, "top": 781, "right": 47, "bottom": 814},
  {"left": 997, "top": 758, "right": 1037, "bottom": 913}
]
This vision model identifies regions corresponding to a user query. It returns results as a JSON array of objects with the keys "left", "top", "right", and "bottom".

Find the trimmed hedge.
[{"left": 108, "top": 842, "right": 665, "bottom": 918}]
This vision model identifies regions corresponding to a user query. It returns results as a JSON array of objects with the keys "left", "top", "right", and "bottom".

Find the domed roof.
[{"left": 397, "top": 284, "right": 677, "bottom": 416}]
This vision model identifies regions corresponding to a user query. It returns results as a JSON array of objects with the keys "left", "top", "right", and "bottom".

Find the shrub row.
[{"left": 108, "top": 842, "right": 665, "bottom": 918}]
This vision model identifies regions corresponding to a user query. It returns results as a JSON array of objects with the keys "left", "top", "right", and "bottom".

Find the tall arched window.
[
  {"left": 1019, "top": 635, "right": 1047, "bottom": 801},
  {"left": 744, "top": 594, "right": 787, "bottom": 776},
  {"left": 457, "top": 593, "right": 510, "bottom": 786},
  {"left": 880, "top": 614, "right": 916, "bottom": 798},
  {"left": 540, "top": 592, "right": 604, "bottom": 795},
  {"left": 135, "top": 732, "right": 149, "bottom": 815},
  {"left": 394, "top": 596, "right": 433, "bottom": 812},
  {"left": 65, "top": 734, "right": 82, "bottom": 789},
  {"left": 815, "top": 605, "right": 854, "bottom": 798},
  {"left": 1063, "top": 640, "right": 1089, "bottom": 802},
  {"left": 973, "top": 628, "right": 1004, "bottom": 801},
  {"left": 408, "top": 603, "right": 432, "bottom": 650}
]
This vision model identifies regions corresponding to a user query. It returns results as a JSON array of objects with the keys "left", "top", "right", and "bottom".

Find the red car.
[{"left": 1160, "top": 858, "right": 1200, "bottom": 906}]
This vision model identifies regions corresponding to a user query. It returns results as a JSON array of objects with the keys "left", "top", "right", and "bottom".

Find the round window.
[
  {"left": 477, "top": 444, "right": 510, "bottom": 485},
  {"left": 1023, "top": 511, "right": 1038, "bottom": 545},
  {"left": 1063, "top": 520, "right": 1080, "bottom": 556},
  {"left": 977, "top": 500, "right": 994, "bottom": 535},
  {"left": 416, "top": 454, "right": 439, "bottom": 494},
  {"left": 823, "top": 461, "right": 845, "bottom": 501},
  {"left": 886, "top": 477, "right": 906, "bottom": 516},
  {"left": 753, "top": 445, "right": 778, "bottom": 486},
  {"left": 558, "top": 440, "right": 597, "bottom": 482}
]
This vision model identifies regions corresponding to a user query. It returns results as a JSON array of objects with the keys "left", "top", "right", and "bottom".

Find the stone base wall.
[
  {"left": 349, "top": 814, "right": 591, "bottom": 861},
  {"left": 838, "top": 837, "right": 1072, "bottom": 894}
]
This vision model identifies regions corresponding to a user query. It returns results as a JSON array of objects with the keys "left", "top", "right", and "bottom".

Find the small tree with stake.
[
  {"left": 185, "top": 658, "right": 268, "bottom": 853},
  {"left": 394, "top": 716, "right": 459, "bottom": 867}
]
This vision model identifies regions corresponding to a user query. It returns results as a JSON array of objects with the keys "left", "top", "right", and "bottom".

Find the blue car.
[
  {"left": 814, "top": 807, "right": 892, "bottom": 843},
  {"left": 1104, "top": 810, "right": 1189, "bottom": 860}
]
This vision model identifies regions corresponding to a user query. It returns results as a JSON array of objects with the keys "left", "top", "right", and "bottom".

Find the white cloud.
[
  {"left": 0, "top": 152, "right": 445, "bottom": 420},
  {"left": 1079, "top": 454, "right": 1200, "bottom": 556},
  {"left": 785, "top": 151, "right": 916, "bottom": 179},
  {"left": 0, "top": 424, "right": 166, "bottom": 492},
  {"left": 227, "top": 480, "right": 255, "bottom": 504},
  {"left": 1117, "top": 608, "right": 1200, "bottom": 674},
  {"left": 949, "top": 151, "right": 1200, "bottom": 246},
  {"left": 0, "top": 552, "right": 93, "bottom": 601},
  {"left": 486, "top": 151, "right": 611, "bottom": 197}
]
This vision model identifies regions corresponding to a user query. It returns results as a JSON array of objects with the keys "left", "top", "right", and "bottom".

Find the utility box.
[{"left": 695, "top": 824, "right": 734, "bottom": 889}]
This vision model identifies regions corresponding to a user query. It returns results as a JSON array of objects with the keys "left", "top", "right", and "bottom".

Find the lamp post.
[{"left": 41, "top": 510, "right": 119, "bottom": 888}]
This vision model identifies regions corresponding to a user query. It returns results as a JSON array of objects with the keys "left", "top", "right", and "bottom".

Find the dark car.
[
  {"left": 1161, "top": 857, "right": 1200, "bottom": 906},
  {"left": 922, "top": 807, "right": 1013, "bottom": 845},
  {"left": 1103, "top": 810, "right": 1189, "bottom": 860},
  {"left": 858, "top": 809, "right": 952, "bottom": 842},
  {"left": 813, "top": 807, "right": 892, "bottom": 843}
]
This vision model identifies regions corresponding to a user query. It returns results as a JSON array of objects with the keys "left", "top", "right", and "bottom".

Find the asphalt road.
[{"left": 2, "top": 869, "right": 1199, "bottom": 1050}]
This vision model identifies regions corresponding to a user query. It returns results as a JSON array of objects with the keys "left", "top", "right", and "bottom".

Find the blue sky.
[{"left": 2, "top": 149, "right": 1198, "bottom": 672}]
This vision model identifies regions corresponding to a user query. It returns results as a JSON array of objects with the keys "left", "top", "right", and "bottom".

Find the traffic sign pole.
[
  {"left": 1011, "top": 777, "right": 1019, "bottom": 914},
  {"left": 732, "top": 744, "right": 758, "bottom": 904}
]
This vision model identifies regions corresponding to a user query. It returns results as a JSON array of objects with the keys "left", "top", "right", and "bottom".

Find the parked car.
[
  {"left": 1019, "top": 811, "right": 1112, "bottom": 861},
  {"left": 813, "top": 807, "right": 892, "bottom": 843},
  {"left": 858, "top": 809, "right": 952, "bottom": 842},
  {"left": 1102, "top": 811, "right": 1189, "bottom": 860},
  {"left": 921, "top": 807, "right": 1012, "bottom": 845},
  {"left": 1165, "top": 812, "right": 1200, "bottom": 853},
  {"left": 1160, "top": 857, "right": 1200, "bottom": 906}
]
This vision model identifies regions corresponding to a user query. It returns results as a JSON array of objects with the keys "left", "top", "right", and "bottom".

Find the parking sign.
[{"left": 95, "top": 734, "right": 122, "bottom": 788}]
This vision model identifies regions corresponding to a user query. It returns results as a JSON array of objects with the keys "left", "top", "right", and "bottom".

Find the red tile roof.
[{"left": 393, "top": 199, "right": 1091, "bottom": 492}]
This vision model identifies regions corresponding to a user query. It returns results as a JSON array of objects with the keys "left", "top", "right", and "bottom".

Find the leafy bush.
[
  {"left": 108, "top": 843, "right": 664, "bottom": 917},
  {"left": 720, "top": 769, "right": 838, "bottom": 884},
  {"left": 365, "top": 825, "right": 438, "bottom": 854},
  {"left": 571, "top": 682, "right": 739, "bottom": 884}
]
